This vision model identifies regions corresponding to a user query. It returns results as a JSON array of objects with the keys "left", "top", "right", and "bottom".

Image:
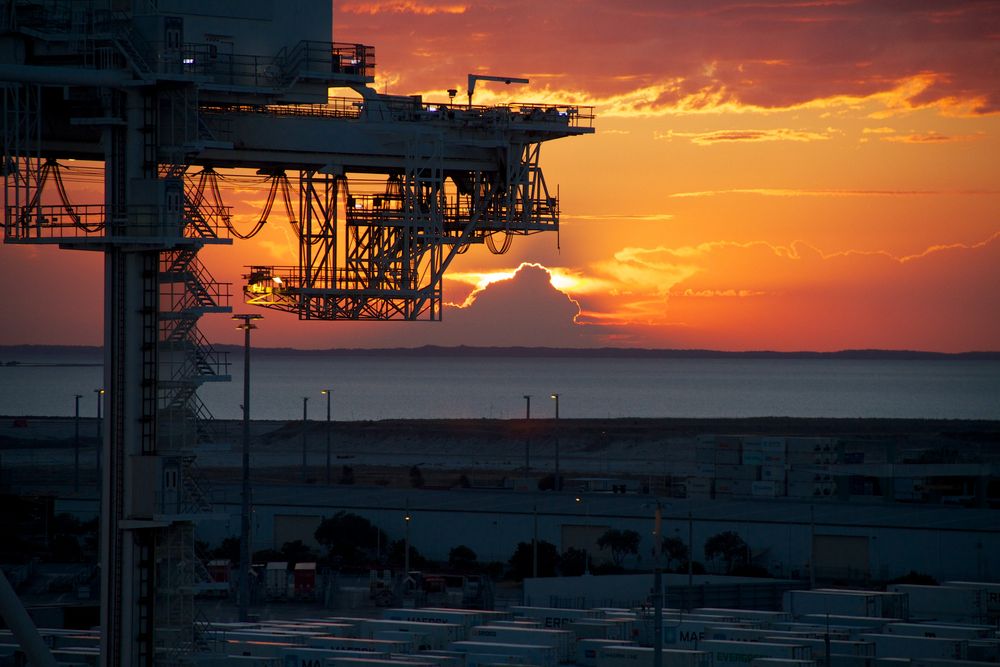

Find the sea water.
[{"left": 1, "top": 348, "right": 997, "bottom": 421}]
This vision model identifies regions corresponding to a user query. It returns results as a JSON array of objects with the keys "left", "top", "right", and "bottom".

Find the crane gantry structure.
[{"left": 0, "top": 0, "right": 592, "bottom": 664}]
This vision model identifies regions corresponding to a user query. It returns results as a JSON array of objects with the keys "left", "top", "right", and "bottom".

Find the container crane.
[{"left": 0, "top": 0, "right": 593, "bottom": 664}]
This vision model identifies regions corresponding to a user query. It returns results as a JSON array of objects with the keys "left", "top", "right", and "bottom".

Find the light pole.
[
  {"left": 523, "top": 395, "right": 531, "bottom": 471},
  {"left": 576, "top": 496, "right": 590, "bottom": 574},
  {"left": 321, "top": 389, "right": 332, "bottom": 484},
  {"left": 652, "top": 501, "right": 664, "bottom": 667},
  {"left": 233, "top": 313, "right": 262, "bottom": 623},
  {"left": 550, "top": 393, "right": 560, "bottom": 491},
  {"left": 94, "top": 388, "right": 104, "bottom": 480},
  {"left": 404, "top": 506, "right": 412, "bottom": 576},
  {"left": 532, "top": 504, "right": 539, "bottom": 579},
  {"left": 74, "top": 394, "right": 82, "bottom": 493},
  {"left": 301, "top": 397, "right": 309, "bottom": 482}
]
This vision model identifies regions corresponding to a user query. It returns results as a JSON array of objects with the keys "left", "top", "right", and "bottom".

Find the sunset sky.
[{"left": 2, "top": 0, "right": 999, "bottom": 351}]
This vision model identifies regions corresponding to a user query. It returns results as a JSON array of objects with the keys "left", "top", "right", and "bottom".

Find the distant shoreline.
[{"left": 2, "top": 344, "right": 998, "bottom": 361}]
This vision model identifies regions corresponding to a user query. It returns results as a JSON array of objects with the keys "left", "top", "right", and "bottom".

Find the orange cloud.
[
  {"left": 881, "top": 131, "right": 985, "bottom": 144},
  {"left": 340, "top": 1, "right": 467, "bottom": 15},
  {"left": 576, "top": 233, "right": 1000, "bottom": 351},
  {"left": 656, "top": 128, "right": 832, "bottom": 144}
]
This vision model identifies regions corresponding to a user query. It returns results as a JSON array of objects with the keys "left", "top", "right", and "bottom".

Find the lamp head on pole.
[{"left": 232, "top": 313, "right": 263, "bottom": 330}]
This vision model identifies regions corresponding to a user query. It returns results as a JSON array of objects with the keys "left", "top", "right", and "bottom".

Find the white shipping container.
[
  {"left": 510, "top": 606, "right": 599, "bottom": 630},
  {"left": 471, "top": 626, "right": 574, "bottom": 663},
  {"left": 265, "top": 562, "right": 289, "bottom": 598},
  {"left": 761, "top": 466, "right": 787, "bottom": 482},
  {"left": 328, "top": 659, "right": 436, "bottom": 667},
  {"left": 943, "top": 581, "right": 1000, "bottom": 614},
  {"left": 358, "top": 620, "right": 462, "bottom": 649},
  {"left": 886, "top": 586, "right": 986, "bottom": 623},
  {"left": 742, "top": 451, "right": 765, "bottom": 466},
  {"left": 785, "top": 591, "right": 899, "bottom": 618},
  {"left": 765, "top": 637, "right": 875, "bottom": 657},
  {"left": 752, "top": 481, "right": 779, "bottom": 497},
  {"left": 700, "top": 640, "right": 810, "bottom": 664},
  {"left": 761, "top": 438, "right": 787, "bottom": 453},
  {"left": 883, "top": 624, "right": 992, "bottom": 640},
  {"left": 418, "top": 652, "right": 468, "bottom": 667},
  {"left": 799, "top": 615, "right": 892, "bottom": 631},
  {"left": 596, "top": 645, "right": 711, "bottom": 667},
  {"left": 751, "top": 660, "right": 817, "bottom": 667},
  {"left": 694, "top": 609, "right": 791, "bottom": 624},
  {"left": 570, "top": 620, "right": 628, "bottom": 641},
  {"left": 860, "top": 634, "right": 967, "bottom": 660},
  {"left": 450, "top": 641, "right": 557, "bottom": 667},
  {"left": 578, "top": 640, "right": 635, "bottom": 667},
  {"left": 306, "top": 637, "right": 410, "bottom": 654}
]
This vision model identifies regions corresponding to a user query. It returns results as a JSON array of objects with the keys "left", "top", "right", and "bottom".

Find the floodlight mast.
[{"left": 468, "top": 73, "right": 530, "bottom": 104}]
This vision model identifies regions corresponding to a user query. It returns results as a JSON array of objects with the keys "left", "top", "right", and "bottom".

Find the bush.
[{"left": 448, "top": 545, "right": 479, "bottom": 572}]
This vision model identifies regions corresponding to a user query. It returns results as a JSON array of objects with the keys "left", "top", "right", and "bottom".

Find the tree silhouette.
[
  {"left": 560, "top": 547, "right": 588, "bottom": 576},
  {"left": 448, "top": 545, "right": 479, "bottom": 572},
  {"left": 704, "top": 531, "right": 749, "bottom": 574},
  {"left": 597, "top": 529, "right": 641, "bottom": 567},
  {"left": 315, "top": 511, "right": 387, "bottom": 567},
  {"left": 660, "top": 536, "right": 689, "bottom": 571}
]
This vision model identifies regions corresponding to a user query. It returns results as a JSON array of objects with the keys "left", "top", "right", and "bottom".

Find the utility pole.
[
  {"left": 550, "top": 393, "right": 560, "bottom": 491},
  {"left": 233, "top": 313, "right": 262, "bottom": 623},
  {"left": 321, "top": 389, "right": 332, "bottom": 484},
  {"left": 653, "top": 502, "right": 663, "bottom": 667},
  {"left": 404, "top": 502, "right": 411, "bottom": 576},
  {"left": 73, "top": 394, "right": 82, "bottom": 493},
  {"left": 688, "top": 510, "right": 694, "bottom": 591},
  {"left": 302, "top": 397, "right": 309, "bottom": 482},
  {"left": 532, "top": 504, "right": 539, "bottom": 579},
  {"left": 94, "top": 389, "right": 104, "bottom": 481},
  {"left": 523, "top": 395, "right": 531, "bottom": 471}
]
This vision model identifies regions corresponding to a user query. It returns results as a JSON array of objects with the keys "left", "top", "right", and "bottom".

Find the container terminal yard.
[{"left": 3, "top": 415, "right": 1000, "bottom": 665}]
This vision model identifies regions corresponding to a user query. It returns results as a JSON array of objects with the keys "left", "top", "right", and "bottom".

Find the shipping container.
[
  {"left": 471, "top": 626, "right": 573, "bottom": 662},
  {"left": 328, "top": 658, "right": 437, "bottom": 667},
  {"left": 409, "top": 651, "right": 467, "bottom": 667},
  {"left": 765, "top": 637, "right": 875, "bottom": 657},
  {"left": 942, "top": 582, "right": 1000, "bottom": 616},
  {"left": 694, "top": 609, "right": 791, "bottom": 624},
  {"left": 293, "top": 562, "right": 317, "bottom": 599},
  {"left": 307, "top": 637, "right": 414, "bottom": 654},
  {"left": 354, "top": 620, "right": 463, "bottom": 649},
  {"left": 265, "top": 562, "right": 289, "bottom": 599},
  {"left": 450, "top": 640, "right": 558, "bottom": 667},
  {"left": 751, "top": 660, "right": 817, "bottom": 667},
  {"left": 785, "top": 591, "right": 908, "bottom": 619},
  {"left": 886, "top": 586, "right": 986, "bottom": 624},
  {"left": 860, "top": 634, "right": 967, "bottom": 660},
  {"left": 882, "top": 624, "right": 992, "bottom": 640},
  {"left": 752, "top": 481, "right": 779, "bottom": 497},
  {"left": 699, "top": 640, "right": 811, "bottom": 664},
  {"left": 595, "top": 645, "right": 711, "bottom": 667},
  {"left": 798, "top": 616, "right": 895, "bottom": 633},
  {"left": 510, "top": 606, "right": 600, "bottom": 630},
  {"left": 578, "top": 640, "right": 635, "bottom": 667},
  {"left": 570, "top": 619, "right": 629, "bottom": 641}
]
